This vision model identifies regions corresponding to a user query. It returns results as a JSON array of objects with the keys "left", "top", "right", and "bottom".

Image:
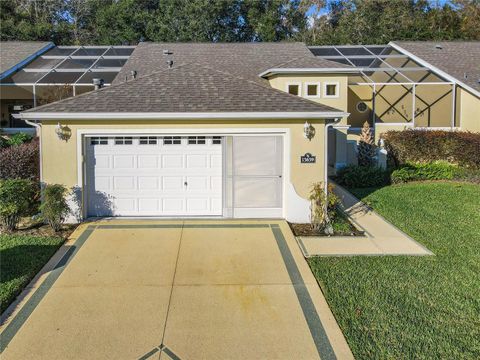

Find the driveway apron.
[{"left": 0, "top": 220, "right": 352, "bottom": 360}]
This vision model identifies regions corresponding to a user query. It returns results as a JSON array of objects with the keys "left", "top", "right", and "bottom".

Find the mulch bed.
[
  {"left": 288, "top": 222, "right": 363, "bottom": 237},
  {"left": 0, "top": 219, "right": 77, "bottom": 239}
]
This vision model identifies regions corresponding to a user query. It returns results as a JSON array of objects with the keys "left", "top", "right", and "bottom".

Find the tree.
[{"left": 358, "top": 121, "right": 376, "bottom": 167}]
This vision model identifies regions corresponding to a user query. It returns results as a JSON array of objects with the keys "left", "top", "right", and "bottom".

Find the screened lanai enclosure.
[
  {"left": 309, "top": 44, "right": 458, "bottom": 128},
  {"left": 1, "top": 45, "right": 135, "bottom": 128}
]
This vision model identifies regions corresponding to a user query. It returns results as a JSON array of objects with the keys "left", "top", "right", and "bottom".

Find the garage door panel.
[
  {"left": 86, "top": 136, "right": 223, "bottom": 217},
  {"left": 138, "top": 155, "right": 158, "bottom": 168},
  {"left": 113, "top": 155, "right": 135, "bottom": 169}
]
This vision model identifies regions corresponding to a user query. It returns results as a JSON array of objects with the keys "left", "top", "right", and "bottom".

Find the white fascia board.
[
  {"left": 20, "top": 111, "right": 350, "bottom": 121},
  {"left": 259, "top": 68, "right": 360, "bottom": 78},
  {"left": 389, "top": 42, "right": 480, "bottom": 98}
]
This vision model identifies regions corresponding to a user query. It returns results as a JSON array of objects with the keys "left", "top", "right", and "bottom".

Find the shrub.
[
  {"left": 0, "top": 179, "right": 35, "bottom": 231},
  {"left": 309, "top": 182, "right": 340, "bottom": 235},
  {"left": 39, "top": 184, "right": 70, "bottom": 232},
  {"left": 0, "top": 138, "right": 39, "bottom": 180},
  {"left": 0, "top": 136, "right": 9, "bottom": 149},
  {"left": 391, "top": 162, "right": 461, "bottom": 183},
  {"left": 335, "top": 165, "right": 389, "bottom": 188},
  {"left": 384, "top": 130, "right": 480, "bottom": 169},
  {"left": 358, "top": 121, "right": 376, "bottom": 166},
  {"left": 7, "top": 133, "right": 32, "bottom": 146}
]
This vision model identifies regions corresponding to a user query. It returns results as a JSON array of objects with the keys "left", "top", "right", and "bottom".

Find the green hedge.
[
  {"left": 384, "top": 130, "right": 480, "bottom": 169},
  {"left": 391, "top": 162, "right": 460, "bottom": 184}
]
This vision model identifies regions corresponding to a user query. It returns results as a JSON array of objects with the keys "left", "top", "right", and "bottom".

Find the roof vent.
[
  {"left": 92, "top": 78, "right": 104, "bottom": 90},
  {"left": 131, "top": 70, "right": 137, "bottom": 80},
  {"left": 435, "top": 44, "right": 442, "bottom": 50},
  {"left": 464, "top": 72, "right": 468, "bottom": 79},
  {"left": 167, "top": 59, "right": 174, "bottom": 68},
  {"left": 163, "top": 49, "right": 173, "bottom": 55}
]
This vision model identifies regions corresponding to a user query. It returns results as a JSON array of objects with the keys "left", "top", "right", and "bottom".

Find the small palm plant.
[
  {"left": 309, "top": 182, "right": 340, "bottom": 235},
  {"left": 358, "top": 121, "right": 376, "bottom": 166}
]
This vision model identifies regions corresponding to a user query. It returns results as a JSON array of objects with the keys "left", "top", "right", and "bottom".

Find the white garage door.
[{"left": 85, "top": 136, "right": 223, "bottom": 217}]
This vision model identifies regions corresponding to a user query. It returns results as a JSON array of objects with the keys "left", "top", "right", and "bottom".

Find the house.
[{"left": 11, "top": 41, "right": 480, "bottom": 222}]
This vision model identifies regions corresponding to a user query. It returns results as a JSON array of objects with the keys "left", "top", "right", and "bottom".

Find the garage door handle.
[{"left": 184, "top": 181, "right": 188, "bottom": 186}]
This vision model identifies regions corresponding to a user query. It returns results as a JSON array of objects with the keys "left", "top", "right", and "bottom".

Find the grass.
[
  {"left": 0, "top": 234, "right": 65, "bottom": 314},
  {"left": 308, "top": 182, "right": 480, "bottom": 359}
]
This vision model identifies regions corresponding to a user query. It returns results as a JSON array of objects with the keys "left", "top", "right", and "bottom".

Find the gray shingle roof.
[
  {"left": 114, "top": 42, "right": 349, "bottom": 85},
  {"left": 393, "top": 41, "right": 480, "bottom": 93},
  {"left": 0, "top": 41, "right": 52, "bottom": 74},
  {"left": 26, "top": 62, "right": 344, "bottom": 114}
]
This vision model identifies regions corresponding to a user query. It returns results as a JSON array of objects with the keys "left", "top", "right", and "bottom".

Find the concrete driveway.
[{"left": 0, "top": 220, "right": 352, "bottom": 360}]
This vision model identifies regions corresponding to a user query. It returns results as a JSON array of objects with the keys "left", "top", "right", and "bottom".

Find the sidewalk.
[{"left": 297, "top": 184, "right": 433, "bottom": 257}]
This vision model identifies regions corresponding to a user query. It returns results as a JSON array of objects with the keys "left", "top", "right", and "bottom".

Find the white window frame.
[
  {"left": 323, "top": 81, "right": 340, "bottom": 98},
  {"left": 285, "top": 82, "right": 302, "bottom": 96},
  {"left": 304, "top": 82, "right": 321, "bottom": 98}
]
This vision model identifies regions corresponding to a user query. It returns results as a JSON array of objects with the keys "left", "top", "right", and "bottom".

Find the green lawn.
[
  {"left": 0, "top": 234, "right": 64, "bottom": 313},
  {"left": 308, "top": 182, "right": 480, "bottom": 359}
]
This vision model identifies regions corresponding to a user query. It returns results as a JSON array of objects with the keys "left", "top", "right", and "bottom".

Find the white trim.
[
  {"left": 259, "top": 68, "right": 360, "bottom": 77},
  {"left": 74, "top": 127, "right": 313, "bottom": 222},
  {"left": 20, "top": 111, "right": 348, "bottom": 120},
  {"left": 304, "top": 82, "right": 321, "bottom": 98},
  {"left": 389, "top": 42, "right": 480, "bottom": 98},
  {"left": 285, "top": 82, "right": 302, "bottom": 97},
  {"left": 323, "top": 81, "right": 340, "bottom": 98}
]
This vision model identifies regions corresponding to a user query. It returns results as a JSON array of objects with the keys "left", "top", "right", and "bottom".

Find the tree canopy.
[{"left": 1, "top": 0, "right": 478, "bottom": 45}]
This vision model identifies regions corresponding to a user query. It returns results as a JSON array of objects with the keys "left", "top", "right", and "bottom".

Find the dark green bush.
[
  {"left": 391, "top": 162, "right": 460, "bottom": 184},
  {"left": 0, "top": 136, "right": 9, "bottom": 149},
  {"left": 40, "top": 184, "right": 70, "bottom": 232},
  {"left": 0, "top": 179, "right": 35, "bottom": 231},
  {"left": 335, "top": 165, "right": 389, "bottom": 188},
  {"left": 384, "top": 130, "right": 480, "bottom": 169}
]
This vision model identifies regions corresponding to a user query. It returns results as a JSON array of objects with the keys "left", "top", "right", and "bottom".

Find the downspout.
[
  {"left": 324, "top": 117, "right": 342, "bottom": 196},
  {"left": 23, "top": 119, "right": 42, "bottom": 184}
]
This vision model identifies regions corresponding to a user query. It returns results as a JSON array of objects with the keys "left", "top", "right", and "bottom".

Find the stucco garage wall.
[{"left": 40, "top": 119, "right": 327, "bottom": 209}]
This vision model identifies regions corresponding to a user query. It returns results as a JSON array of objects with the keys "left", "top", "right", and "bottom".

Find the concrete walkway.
[
  {"left": 297, "top": 185, "right": 433, "bottom": 257},
  {"left": 1, "top": 220, "right": 353, "bottom": 360}
]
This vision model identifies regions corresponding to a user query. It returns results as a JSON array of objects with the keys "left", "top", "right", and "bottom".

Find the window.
[
  {"left": 305, "top": 82, "right": 320, "bottom": 98},
  {"left": 163, "top": 136, "right": 181, "bottom": 145},
  {"left": 323, "top": 82, "right": 339, "bottom": 98},
  {"left": 139, "top": 136, "right": 157, "bottom": 145},
  {"left": 286, "top": 83, "right": 301, "bottom": 96},
  {"left": 212, "top": 136, "right": 222, "bottom": 145},
  {"left": 356, "top": 101, "right": 368, "bottom": 113},
  {"left": 188, "top": 136, "right": 206, "bottom": 145},
  {"left": 90, "top": 137, "right": 108, "bottom": 145},
  {"left": 114, "top": 137, "right": 133, "bottom": 145}
]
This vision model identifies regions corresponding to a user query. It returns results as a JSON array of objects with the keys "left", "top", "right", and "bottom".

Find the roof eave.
[
  {"left": 259, "top": 68, "right": 360, "bottom": 78},
  {"left": 389, "top": 41, "right": 480, "bottom": 98},
  {"left": 19, "top": 111, "right": 349, "bottom": 121}
]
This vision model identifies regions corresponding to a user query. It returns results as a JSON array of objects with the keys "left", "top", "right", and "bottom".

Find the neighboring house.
[
  {"left": 13, "top": 41, "right": 480, "bottom": 223},
  {"left": 0, "top": 41, "right": 135, "bottom": 132}
]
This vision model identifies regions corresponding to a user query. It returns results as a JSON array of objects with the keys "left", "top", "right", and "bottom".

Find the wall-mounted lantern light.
[
  {"left": 303, "top": 121, "right": 315, "bottom": 140},
  {"left": 55, "top": 123, "right": 72, "bottom": 141}
]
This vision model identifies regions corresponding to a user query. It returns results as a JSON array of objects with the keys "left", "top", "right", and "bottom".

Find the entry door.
[{"left": 85, "top": 136, "right": 223, "bottom": 217}]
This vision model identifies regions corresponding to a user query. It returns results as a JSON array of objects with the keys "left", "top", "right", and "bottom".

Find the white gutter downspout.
[
  {"left": 24, "top": 119, "right": 42, "bottom": 183},
  {"left": 324, "top": 117, "right": 342, "bottom": 196}
]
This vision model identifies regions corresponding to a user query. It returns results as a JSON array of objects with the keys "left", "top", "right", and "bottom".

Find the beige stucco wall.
[
  {"left": 459, "top": 88, "right": 480, "bottom": 132},
  {"left": 267, "top": 74, "right": 349, "bottom": 124},
  {"left": 40, "top": 119, "right": 327, "bottom": 202}
]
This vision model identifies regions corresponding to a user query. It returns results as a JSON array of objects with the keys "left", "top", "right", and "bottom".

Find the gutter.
[
  {"left": 259, "top": 68, "right": 361, "bottom": 78},
  {"left": 23, "top": 119, "right": 43, "bottom": 184},
  {"left": 19, "top": 111, "right": 350, "bottom": 121}
]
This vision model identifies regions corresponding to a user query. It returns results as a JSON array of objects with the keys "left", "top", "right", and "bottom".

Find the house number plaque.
[{"left": 300, "top": 153, "right": 316, "bottom": 163}]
